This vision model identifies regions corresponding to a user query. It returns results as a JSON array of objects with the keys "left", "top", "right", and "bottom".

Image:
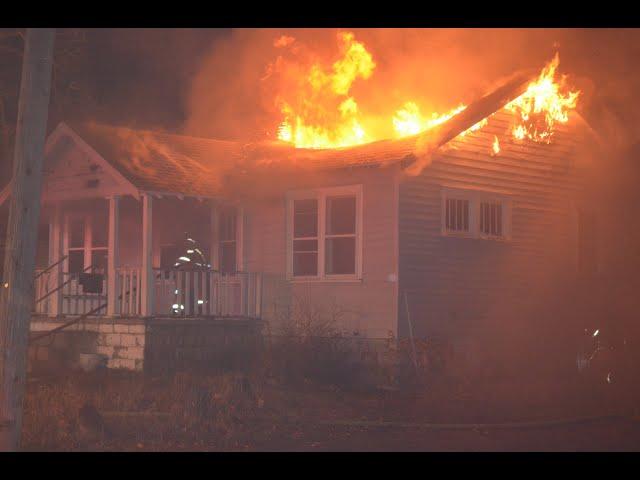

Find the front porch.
[
  {"left": 29, "top": 192, "right": 263, "bottom": 372},
  {"left": 32, "top": 192, "right": 262, "bottom": 320}
]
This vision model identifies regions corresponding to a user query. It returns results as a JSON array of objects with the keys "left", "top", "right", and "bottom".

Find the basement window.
[
  {"left": 442, "top": 188, "right": 511, "bottom": 240},
  {"left": 287, "top": 185, "right": 362, "bottom": 280}
]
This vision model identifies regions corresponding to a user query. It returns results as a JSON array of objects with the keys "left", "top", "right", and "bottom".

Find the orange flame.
[
  {"left": 392, "top": 102, "right": 467, "bottom": 138},
  {"left": 275, "top": 32, "right": 375, "bottom": 149},
  {"left": 272, "top": 34, "right": 578, "bottom": 151},
  {"left": 492, "top": 135, "right": 500, "bottom": 156},
  {"left": 506, "top": 53, "right": 580, "bottom": 143}
]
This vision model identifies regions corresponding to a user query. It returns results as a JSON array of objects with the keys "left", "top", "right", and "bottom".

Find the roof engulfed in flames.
[{"left": 272, "top": 31, "right": 580, "bottom": 151}]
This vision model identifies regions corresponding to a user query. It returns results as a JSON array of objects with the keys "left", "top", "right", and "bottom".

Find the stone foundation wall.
[
  {"left": 29, "top": 315, "right": 265, "bottom": 374},
  {"left": 30, "top": 317, "right": 146, "bottom": 372}
]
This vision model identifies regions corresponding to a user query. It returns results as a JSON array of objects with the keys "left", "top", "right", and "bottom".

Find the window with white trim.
[
  {"left": 445, "top": 198, "right": 470, "bottom": 233},
  {"left": 288, "top": 185, "right": 362, "bottom": 280},
  {"left": 218, "top": 206, "right": 238, "bottom": 275},
  {"left": 479, "top": 201, "right": 503, "bottom": 238},
  {"left": 441, "top": 188, "right": 511, "bottom": 240},
  {"left": 66, "top": 214, "right": 108, "bottom": 274}
]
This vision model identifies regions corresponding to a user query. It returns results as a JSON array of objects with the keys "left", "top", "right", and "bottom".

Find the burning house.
[{"left": 0, "top": 49, "right": 600, "bottom": 375}]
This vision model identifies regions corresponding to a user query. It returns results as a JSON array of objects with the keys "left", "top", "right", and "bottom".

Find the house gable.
[{"left": 41, "top": 123, "right": 138, "bottom": 203}]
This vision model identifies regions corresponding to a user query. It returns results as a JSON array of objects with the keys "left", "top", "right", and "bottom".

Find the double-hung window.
[
  {"left": 288, "top": 185, "right": 362, "bottom": 280},
  {"left": 66, "top": 213, "right": 108, "bottom": 274}
]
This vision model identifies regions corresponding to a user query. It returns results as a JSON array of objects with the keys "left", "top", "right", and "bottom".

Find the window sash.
[{"left": 288, "top": 186, "right": 362, "bottom": 280}]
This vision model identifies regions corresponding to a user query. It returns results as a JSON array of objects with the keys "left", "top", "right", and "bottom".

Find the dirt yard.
[{"left": 20, "top": 368, "right": 640, "bottom": 451}]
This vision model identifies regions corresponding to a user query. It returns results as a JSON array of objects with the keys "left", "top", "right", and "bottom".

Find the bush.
[{"left": 264, "top": 294, "right": 369, "bottom": 389}]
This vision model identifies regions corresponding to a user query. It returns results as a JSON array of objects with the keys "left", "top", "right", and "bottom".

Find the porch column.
[
  {"left": 141, "top": 193, "right": 153, "bottom": 316},
  {"left": 107, "top": 195, "right": 120, "bottom": 316},
  {"left": 210, "top": 200, "right": 219, "bottom": 270},
  {"left": 47, "top": 204, "right": 63, "bottom": 317}
]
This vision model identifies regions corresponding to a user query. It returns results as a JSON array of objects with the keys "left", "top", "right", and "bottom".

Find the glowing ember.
[
  {"left": 492, "top": 135, "right": 500, "bottom": 156},
  {"left": 393, "top": 102, "right": 467, "bottom": 138},
  {"left": 506, "top": 53, "right": 580, "bottom": 143}
]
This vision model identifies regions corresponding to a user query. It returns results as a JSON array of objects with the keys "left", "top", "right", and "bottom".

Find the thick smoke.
[{"left": 183, "top": 29, "right": 640, "bottom": 153}]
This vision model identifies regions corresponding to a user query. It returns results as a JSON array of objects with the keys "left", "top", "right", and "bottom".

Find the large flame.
[
  {"left": 272, "top": 32, "right": 578, "bottom": 150},
  {"left": 275, "top": 32, "right": 374, "bottom": 149},
  {"left": 506, "top": 53, "right": 580, "bottom": 143}
]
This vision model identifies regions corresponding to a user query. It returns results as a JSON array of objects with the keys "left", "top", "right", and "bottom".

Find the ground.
[{"left": 20, "top": 367, "right": 640, "bottom": 451}]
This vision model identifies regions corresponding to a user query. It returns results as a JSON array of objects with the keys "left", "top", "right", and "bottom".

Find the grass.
[{"left": 21, "top": 361, "right": 639, "bottom": 451}]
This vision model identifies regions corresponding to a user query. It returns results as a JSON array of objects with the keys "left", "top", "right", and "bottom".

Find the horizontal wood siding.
[
  {"left": 398, "top": 110, "right": 590, "bottom": 342},
  {"left": 244, "top": 166, "right": 400, "bottom": 339}
]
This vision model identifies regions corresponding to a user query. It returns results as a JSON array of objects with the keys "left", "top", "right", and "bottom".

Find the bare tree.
[
  {"left": 0, "top": 28, "right": 93, "bottom": 186},
  {"left": 0, "top": 28, "right": 55, "bottom": 451}
]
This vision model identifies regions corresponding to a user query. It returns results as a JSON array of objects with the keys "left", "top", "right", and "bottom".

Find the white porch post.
[
  {"left": 210, "top": 200, "right": 219, "bottom": 270},
  {"left": 141, "top": 193, "right": 153, "bottom": 316},
  {"left": 107, "top": 195, "right": 120, "bottom": 316},
  {"left": 47, "top": 204, "right": 63, "bottom": 317}
]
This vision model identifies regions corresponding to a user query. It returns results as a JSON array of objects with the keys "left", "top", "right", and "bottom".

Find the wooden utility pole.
[{"left": 0, "top": 28, "right": 55, "bottom": 451}]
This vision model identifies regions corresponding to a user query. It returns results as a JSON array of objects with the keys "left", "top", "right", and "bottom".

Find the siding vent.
[{"left": 86, "top": 179, "right": 100, "bottom": 189}]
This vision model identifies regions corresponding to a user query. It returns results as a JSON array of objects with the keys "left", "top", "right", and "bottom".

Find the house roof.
[
  {"left": 68, "top": 122, "right": 243, "bottom": 198},
  {"left": 0, "top": 66, "right": 595, "bottom": 205}
]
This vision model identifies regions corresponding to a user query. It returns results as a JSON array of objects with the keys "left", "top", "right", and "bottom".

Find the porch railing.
[
  {"left": 33, "top": 269, "right": 107, "bottom": 316},
  {"left": 154, "top": 268, "right": 262, "bottom": 318},
  {"left": 33, "top": 266, "right": 262, "bottom": 319},
  {"left": 117, "top": 266, "right": 142, "bottom": 316}
]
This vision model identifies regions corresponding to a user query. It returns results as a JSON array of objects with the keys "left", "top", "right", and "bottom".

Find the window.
[
  {"left": 445, "top": 198, "right": 470, "bottom": 233},
  {"left": 293, "top": 199, "right": 318, "bottom": 276},
  {"left": 65, "top": 214, "right": 109, "bottom": 274},
  {"left": 479, "top": 201, "right": 503, "bottom": 237},
  {"left": 441, "top": 189, "right": 511, "bottom": 240},
  {"left": 218, "top": 206, "right": 237, "bottom": 275},
  {"left": 288, "top": 185, "right": 362, "bottom": 280},
  {"left": 325, "top": 196, "right": 356, "bottom": 275}
]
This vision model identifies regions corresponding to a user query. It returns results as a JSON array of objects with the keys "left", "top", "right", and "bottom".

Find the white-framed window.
[
  {"left": 441, "top": 188, "right": 512, "bottom": 240},
  {"left": 64, "top": 213, "right": 108, "bottom": 274},
  {"left": 286, "top": 185, "right": 363, "bottom": 281},
  {"left": 211, "top": 204, "right": 243, "bottom": 275}
]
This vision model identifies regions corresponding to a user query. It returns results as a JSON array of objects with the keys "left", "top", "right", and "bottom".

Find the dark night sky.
[{"left": 84, "top": 28, "right": 228, "bottom": 129}]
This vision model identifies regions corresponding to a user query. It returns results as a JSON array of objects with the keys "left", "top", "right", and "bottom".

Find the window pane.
[
  {"left": 293, "top": 252, "right": 318, "bottom": 276},
  {"left": 445, "top": 198, "right": 469, "bottom": 232},
  {"left": 293, "top": 239, "right": 318, "bottom": 252},
  {"left": 92, "top": 217, "right": 108, "bottom": 248},
  {"left": 220, "top": 242, "right": 237, "bottom": 275},
  {"left": 480, "top": 202, "right": 503, "bottom": 236},
  {"left": 293, "top": 199, "right": 317, "bottom": 238},
  {"left": 69, "top": 218, "right": 84, "bottom": 248},
  {"left": 219, "top": 207, "right": 236, "bottom": 242},
  {"left": 91, "top": 250, "right": 108, "bottom": 274},
  {"left": 326, "top": 196, "right": 356, "bottom": 235},
  {"left": 68, "top": 250, "right": 84, "bottom": 274},
  {"left": 325, "top": 237, "right": 356, "bottom": 275},
  {"left": 160, "top": 245, "right": 181, "bottom": 269}
]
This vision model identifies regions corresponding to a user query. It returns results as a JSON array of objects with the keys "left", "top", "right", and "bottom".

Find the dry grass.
[{"left": 21, "top": 370, "right": 267, "bottom": 451}]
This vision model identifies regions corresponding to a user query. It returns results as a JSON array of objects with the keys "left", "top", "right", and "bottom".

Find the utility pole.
[{"left": 0, "top": 28, "right": 55, "bottom": 451}]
